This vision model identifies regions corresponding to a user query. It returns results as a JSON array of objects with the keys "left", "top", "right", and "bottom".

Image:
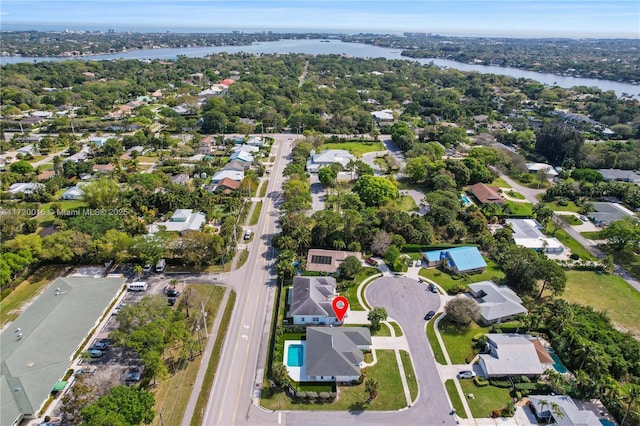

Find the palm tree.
[
  {"left": 621, "top": 385, "right": 640, "bottom": 426},
  {"left": 333, "top": 239, "right": 346, "bottom": 251},
  {"left": 271, "top": 362, "right": 289, "bottom": 387}
]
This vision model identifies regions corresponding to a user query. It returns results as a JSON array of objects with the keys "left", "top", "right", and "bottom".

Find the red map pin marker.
[{"left": 332, "top": 296, "right": 349, "bottom": 322}]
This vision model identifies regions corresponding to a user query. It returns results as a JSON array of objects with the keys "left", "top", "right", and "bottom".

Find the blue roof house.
[{"left": 422, "top": 247, "right": 487, "bottom": 274}]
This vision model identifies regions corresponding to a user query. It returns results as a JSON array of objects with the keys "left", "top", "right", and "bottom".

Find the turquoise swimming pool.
[
  {"left": 287, "top": 344, "right": 304, "bottom": 367},
  {"left": 461, "top": 195, "right": 472, "bottom": 206},
  {"left": 548, "top": 351, "right": 568, "bottom": 374},
  {"left": 599, "top": 420, "right": 615, "bottom": 426}
]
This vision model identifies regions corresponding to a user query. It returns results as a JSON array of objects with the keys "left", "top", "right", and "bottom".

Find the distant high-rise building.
[{"left": 107, "top": 28, "right": 115, "bottom": 33}]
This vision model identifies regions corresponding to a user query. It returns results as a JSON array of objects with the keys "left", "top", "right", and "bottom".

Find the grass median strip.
[
  {"left": 399, "top": 350, "right": 418, "bottom": 403},
  {"left": 250, "top": 201, "right": 263, "bottom": 225},
  {"left": 426, "top": 313, "right": 447, "bottom": 364},
  {"left": 190, "top": 290, "right": 237, "bottom": 426},
  {"left": 259, "top": 180, "right": 269, "bottom": 197},
  {"left": 444, "top": 380, "right": 467, "bottom": 418}
]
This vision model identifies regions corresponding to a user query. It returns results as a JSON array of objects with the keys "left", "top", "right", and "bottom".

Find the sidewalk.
[{"left": 180, "top": 288, "right": 231, "bottom": 426}]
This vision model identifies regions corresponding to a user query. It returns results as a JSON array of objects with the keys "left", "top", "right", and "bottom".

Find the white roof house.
[
  {"left": 246, "top": 136, "right": 265, "bottom": 146},
  {"left": 526, "top": 162, "right": 558, "bottom": 177},
  {"left": 479, "top": 334, "right": 551, "bottom": 378},
  {"left": 371, "top": 110, "right": 395, "bottom": 121},
  {"left": 67, "top": 145, "right": 90, "bottom": 162},
  {"left": 211, "top": 170, "right": 244, "bottom": 184},
  {"left": 60, "top": 186, "right": 85, "bottom": 200},
  {"left": 506, "top": 219, "right": 564, "bottom": 254},
  {"left": 8, "top": 183, "right": 44, "bottom": 195},
  {"left": 148, "top": 209, "right": 206, "bottom": 234},
  {"left": 529, "top": 395, "right": 601, "bottom": 426},
  {"left": 229, "top": 150, "right": 254, "bottom": 163},
  {"left": 17, "top": 145, "right": 37, "bottom": 156},
  {"left": 234, "top": 144, "right": 259, "bottom": 154},
  {"left": 306, "top": 149, "right": 355, "bottom": 173},
  {"left": 467, "top": 281, "right": 528, "bottom": 325}
]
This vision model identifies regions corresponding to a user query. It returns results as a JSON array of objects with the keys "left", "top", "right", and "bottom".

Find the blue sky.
[{"left": 1, "top": 1, "right": 638, "bottom": 38}]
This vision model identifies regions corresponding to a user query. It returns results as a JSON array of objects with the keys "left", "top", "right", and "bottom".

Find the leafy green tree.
[
  {"left": 81, "top": 385, "right": 155, "bottom": 425},
  {"left": 82, "top": 176, "right": 120, "bottom": 209},
  {"left": 339, "top": 255, "right": 363, "bottom": 279},
  {"left": 9, "top": 160, "right": 34, "bottom": 175},
  {"left": 352, "top": 175, "right": 397, "bottom": 207},
  {"left": 600, "top": 217, "right": 640, "bottom": 251},
  {"left": 368, "top": 306, "right": 388, "bottom": 330},
  {"left": 537, "top": 259, "right": 567, "bottom": 298},
  {"left": 444, "top": 296, "right": 480, "bottom": 326},
  {"left": 271, "top": 362, "right": 289, "bottom": 387},
  {"left": 318, "top": 166, "right": 338, "bottom": 187}
]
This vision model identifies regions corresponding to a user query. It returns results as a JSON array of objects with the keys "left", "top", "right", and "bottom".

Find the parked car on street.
[
  {"left": 166, "top": 289, "right": 180, "bottom": 297},
  {"left": 88, "top": 349, "right": 103, "bottom": 358},
  {"left": 365, "top": 258, "right": 378, "bottom": 266},
  {"left": 424, "top": 310, "right": 436, "bottom": 320},
  {"left": 429, "top": 283, "right": 438, "bottom": 293},
  {"left": 91, "top": 340, "right": 108, "bottom": 351}
]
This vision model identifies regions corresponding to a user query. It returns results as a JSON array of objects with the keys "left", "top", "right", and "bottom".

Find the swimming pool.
[
  {"left": 460, "top": 195, "right": 472, "bottom": 206},
  {"left": 548, "top": 351, "right": 568, "bottom": 374},
  {"left": 287, "top": 344, "right": 304, "bottom": 367},
  {"left": 599, "top": 420, "right": 615, "bottom": 426}
]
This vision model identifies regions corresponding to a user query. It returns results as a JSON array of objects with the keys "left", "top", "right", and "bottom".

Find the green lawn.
[
  {"left": 261, "top": 350, "right": 407, "bottom": 411},
  {"left": 547, "top": 200, "right": 581, "bottom": 213},
  {"left": 153, "top": 285, "right": 226, "bottom": 426},
  {"left": 249, "top": 201, "right": 262, "bottom": 225},
  {"left": 459, "top": 380, "right": 512, "bottom": 418},
  {"left": 0, "top": 265, "right": 67, "bottom": 327},
  {"left": 439, "top": 319, "right": 490, "bottom": 365},
  {"left": 491, "top": 177, "right": 512, "bottom": 189},
  {"left": 347, "top": 323, "right": 392, "bottom": 337},
  {"left": 604, "top": 247, "right": 640, "bottom": 281},
  {"left": 36, "top": 200, "right": 90, "bottom": 224},
  {"left": 580, "top": 231, "right": 603, "bottom": 239},
  {"left": 259, "top": 180, "right": 269, "bottom": 197},
  {"left": 426, "top": 313, "right": 447, "bottom": 364},
  {"left": 552, "top": 229, "right": 596, "bottom": 261},
  {"left": 505, "top": 189, "right": 525, "bottom": 200},
  {"left": 319, "top": 141, "right": 385, "bottom": 157},
  {"left": 389, "top": 321, "right": 403, "bottom": 337},
  {"left": 444, "top": 380, "right": 467, "bottom": 418},
  {"left": 563, "top": 271, "right": 640, "bottom": 338},
  {"left": 419, "top": 262, "right": 505, "bottom": 292},
  {"left": 398, "top": 194, "right": 418, "bottom": 212},
  {"left": 504, "top": 200, "right": 533, "bottom": 216},
  {"left": 341, "top": 268, "right": 379, "bottom": 311},
  {"left": 399, "top": 350, "right": 418, "bottom": 403},
  {"left": 560, "top": 214, "right": 581, "bottom": 225}
]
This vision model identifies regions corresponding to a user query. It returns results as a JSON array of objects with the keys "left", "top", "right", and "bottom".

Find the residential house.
[
  {"left": 92, "top": 164, "right": 115, "bottom": 173},
  {"left": 211, "top": 170, "right": 244, "bottom": 184},
  {"left": 288, "top": 276, "right": 341, "bottom": 325},
  {"left": 36, "top": 170, "right": 56, "bottom": 181},
  {"left": 304, "top": 327, "right": 371, "bottom": 382},
  {"left": 479, "top": 334, "right": 554, "bottom": 378},
  {"left": 171, "top": 173, "right": 191, "bottom": 185},
  {"left": 506, "top": 219, "right": 564, "bottom": 254},
  {"left": 421, "top": 246, "right": 487, "bottom": 274},
  {"left": 223, "top": 160, "right": 251, "bottom": 172},
  {"left": 198, "top": 136, "right": 215, "bottom": 155},
  {"left": 306, "top": 149, "right": 355, "bottom": 173},
  {"left": 148, "top": 209, "right": 206, "bottom": 234},
  {"left": 371, "top": 109, "right": 395, "bottom": 122},
  {"left": 467, "top": 281, "right": 528, "bottom": 325},
  {"left": 8, "top": 183, "right": 44, "bottom": 195},
  {"left": 213, "top": 177, "right": 241, "bottom": 194},
  {"left": 246, "top": 136, "right": 265, "bottom": 147},
  {"left": 529, "top": 395, "right": 600, "bottom": 426},
  {"left": 89, "top": 136, "right": 110, "bottom": 148},
  {"left": 588, "top": 202, "right": 636, "bottom": 226},
  {"left": 17, "top": 145, "right": 38, "bottom": 156},
  {"left": 470, "top": 183, "right": 504, "bottom": 205},
  {"left": 526, "top": 162, "right": 558, "bottom": 177},
  {"left": 67, "top": 145, "right": 90, "bottom": 163},
  {"left": 229, "top": 150, "right": 254, "bottom": 163},
  {"left": 60, "top": 186, "right": 84, "bottom": 201},
  {"left": 306, "top": 249, "right": 362, "bottom": 274},
  {"left": 597, "top": 168, "right": 640, "bottom": 185},
  {"left": 234, "top": 144, "right": 259, "bottom": 154}
]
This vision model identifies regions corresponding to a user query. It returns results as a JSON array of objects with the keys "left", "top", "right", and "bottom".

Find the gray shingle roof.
[
  {"left": 467, "top": 281, "right": 528, "bottom": 323},
  {"left": 305, "top": 327, "right": 371, "bottom": 377},
  {"left": 290, "top": 276, "right": 336, "bottom": 318}
]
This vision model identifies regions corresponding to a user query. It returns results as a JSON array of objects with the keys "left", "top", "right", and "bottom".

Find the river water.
[{"left": 2, "top": 39, "right": 638, "bottom": 97}]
